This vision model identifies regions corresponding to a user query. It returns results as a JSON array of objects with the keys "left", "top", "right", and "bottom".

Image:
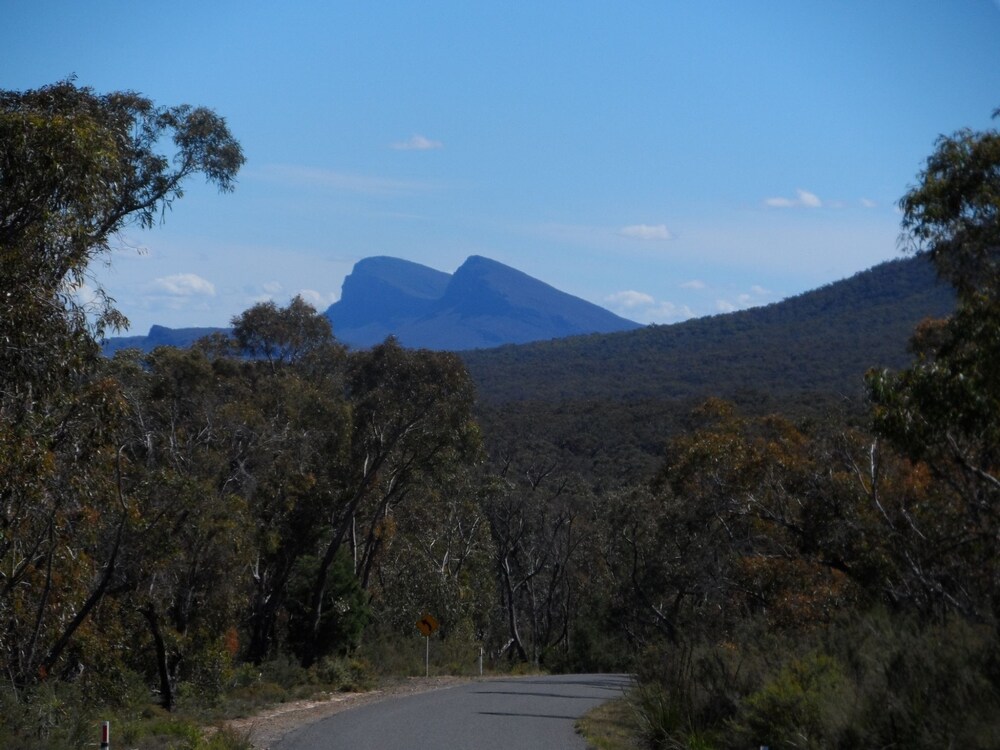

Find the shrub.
[{"left": 729, "top": 653, "right": 851, "bottom": 750}]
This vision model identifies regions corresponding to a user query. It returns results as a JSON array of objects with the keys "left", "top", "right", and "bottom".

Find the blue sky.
[{"left": 4, "top": 1, "right": 1000, "bottom": 333}]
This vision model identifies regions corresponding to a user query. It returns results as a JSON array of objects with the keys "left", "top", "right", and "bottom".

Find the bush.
[
  {"left": 315, "top": 655, "right": 376, "bottom": 691},
  {"left": 0, "top": 668, "right": 155, "bottom": 750},
  {"left": 633, "top": 611, "right": 1000, "bottom": 750},
  {"left": 202, "top": 726, "right": 255, "bottom": 750},
  {"left": 729, "top": 653, "right": 851, "bottom": 750},
  {"left": 837, "top": 614, "right": 1000, "bottom": 749},
  {"left": 631, "top": 638, "right": 755, "bottom": 749}
]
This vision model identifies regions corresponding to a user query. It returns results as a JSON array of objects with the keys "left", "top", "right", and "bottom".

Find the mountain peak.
[
  {"left": 326, "top": 255, "right": 640, "bottom": 350},
  {"left": 332, "top": 256, "right": 449, "bottom": 324}
]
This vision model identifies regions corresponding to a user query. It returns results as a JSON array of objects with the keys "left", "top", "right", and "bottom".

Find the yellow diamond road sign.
[{"left": 416, "top": 613, "right": 439, "bottom": 636}]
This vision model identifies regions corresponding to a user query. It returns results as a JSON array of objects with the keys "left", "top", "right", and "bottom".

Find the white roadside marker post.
[{"left": 100, "top": 721, "right": 110, "bottom": 750}]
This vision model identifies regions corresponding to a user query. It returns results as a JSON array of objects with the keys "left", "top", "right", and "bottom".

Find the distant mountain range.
[
  {"left": 103, "top": 253, "right": 956, "bottom": 412},
  {"left": 102, "top": 255, "right": 642, "bottom": 355}
]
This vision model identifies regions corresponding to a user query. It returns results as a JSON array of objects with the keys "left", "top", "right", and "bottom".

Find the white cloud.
[
  {"left": 605, "top": 290, "right": 655, "bottom": 308},
  {"left": 680, "top": 279, "right": 706, "bottom": 290},
  {"left": 605, "top": 290, "right": 694, "bottom": 324},
  {"left": 256, "top": 164, "right": 435, "bottom": 194},
  {"left": 860, "top": 198, "right": 877, "bottom": 209},
  {"left": 151, "top": 273, "right": 216, "bottom": 297},
  {"left": 68, "top": 279, "right": 102, "bottom": 312},
  {"left": 645, "top": 301, "right": 696, "bottom": 322},
  {"left": 246, "top": 285, "right": 339, "bottom": 312},
  {"left": 296, "top": 289, "right": 340, "bottom": 310},
  {"left": 765, "top": 188, "right": 822, "bottom": 209},
  {"left": 619, "top": 223, "right": 673, "bottom": 240},
  {"left": 797, "top": 189, "right": 822, "bottom": 208},
  {"left": 715, "top": 284, "right": 773, "bottom": 314},
  {"left": 390, "top": 134, "right": 444, "bottom": 150},
  {"left": 765, "top": 196, "right": 796, "bottom": 208}
]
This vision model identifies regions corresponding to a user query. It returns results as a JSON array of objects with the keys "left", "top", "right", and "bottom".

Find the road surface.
[{"left": 274, "top": 673, "right": 632, "bottom": 750}]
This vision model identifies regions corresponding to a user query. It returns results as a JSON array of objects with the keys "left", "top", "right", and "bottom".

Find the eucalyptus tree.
[
  {"left": 0, "top": 79, "right": 243, "bottom": 401},
  {"left": 108, "top": 345, "right": 256, "bottom": 710},
  {"left": 366, "top": 467, "right": 496, "bottom": 647},
  {"left": 868, "top": 111, "right": 1000, "bottom": 619},
  {"left": 481, "top": 442, "right": 595, "bottom": 667},
  {"left": 295, "top": 338, "right": 481, "bottom": 667},
  {"left": 0, "top": 80, "right": 242, "bottom": 693},
  {"left": 225, "top": 299, "right": 353, "bottom": 664}
]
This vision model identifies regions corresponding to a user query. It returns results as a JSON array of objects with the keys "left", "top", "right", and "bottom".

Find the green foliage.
[
  {"left": 575, "top": 696, "right": 642, "bottom": 750},
  {"left": 733, "top": 653, "right": 852, "bottom": 750},
  {"left": 285, "top": 550, "right": 370, "bottom": 663},
  {"left": 0, "top": 682, "right": 91, "bottom": 750},
  {"left": 840, "top": 614, "right": 1000, "bottom": 749},
  {"left": 0, "top": 79, "right": 243, "bottom": 386},
  {"left": 0, "top": 81, "right": 488, "bottom": 735},
  {"left": 117, "top": 718, "right": 253, "bottom": 750},
  {"left": 867, "top": 113, "right": 1000, "bottom": 622},
  {"left": 356, "top": 623, "right": 487, "bottom": 677},
  {"left": 633, "top": 684, "right": 717, "bottom": 750},
  {"left": 355, "top": 628, "right": 430, "bottom": 677},
  {"left": 0, "top": 79, "right": 244, "bottom": 712},
  {"left": 899, "top": 111, "right": 1000, "bottom": 300},
  {"left": 231, "top": 295, "right": 339, "bottom": 367},
  {"left": 202, "top": 727, "right": 255, "bottom": 750},
  {"left": 631, "top": 614, "right": 1000, "bottom": 750},
  {"left": 314, "top": 655, "right": 377, "bottom": 691}
]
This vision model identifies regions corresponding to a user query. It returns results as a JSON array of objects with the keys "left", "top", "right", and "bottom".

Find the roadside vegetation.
[
  {"left": 577, "top": 697, "right": 641, "bottom": 750},
  {"left": 2, "top": 81, "right": 998, "bottom": 748}
]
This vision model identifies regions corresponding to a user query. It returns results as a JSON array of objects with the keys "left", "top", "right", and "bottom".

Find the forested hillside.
[
  {"left": 466, "top": 254, "right": 955, "bottom": 488},
  {"left": 464, "top": 254, "right": 954, "bottom": 405}
]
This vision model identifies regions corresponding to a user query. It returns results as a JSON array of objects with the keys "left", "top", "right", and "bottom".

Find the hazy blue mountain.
[
  {"left": 101, "top": 324, "right": 228, "bottom": 356},
  {"left": 324, "top": 256, "right": 452, "bottom": 344},
  {"left": 324, "top": 255, "right": 643, "bottom": 350}
]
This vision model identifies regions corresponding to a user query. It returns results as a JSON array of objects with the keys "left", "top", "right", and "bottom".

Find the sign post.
[
  {"left": 415, "top": 613, "right": 439, "bottom": 677},
  {"left": 100, "top": 721, "right": 110, "bottom": 750}
]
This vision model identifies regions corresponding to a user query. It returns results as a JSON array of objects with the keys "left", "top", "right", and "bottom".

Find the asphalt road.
[{"left": 274, "top": 673, "right": 632, "bottom": 750}]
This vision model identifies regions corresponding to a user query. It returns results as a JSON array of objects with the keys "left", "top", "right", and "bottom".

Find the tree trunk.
[{"left": 142, "top": 605, "right": 174, "bottom": 711}]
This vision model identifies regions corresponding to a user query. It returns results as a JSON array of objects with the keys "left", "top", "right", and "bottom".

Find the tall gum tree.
[
  {"left": 868, "top": 110, "right": 1000, "bottom": 620},
  {"left": 296, "top": 337, "right": 481, "bottom": 667},
  {"left": 0, "top": 79, "right": 244, "bottom": 401},
  {"left": 0, "top": 80, "right": 243, "bottom": 691}
]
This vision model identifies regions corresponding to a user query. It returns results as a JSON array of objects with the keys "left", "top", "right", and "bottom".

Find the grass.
[{"left": 577, "top": 695, "right": 643, "bottom": 750}]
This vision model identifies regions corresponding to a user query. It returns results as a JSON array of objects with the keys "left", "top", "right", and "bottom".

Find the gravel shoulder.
[{"left": 223, "top": 676, "right": 475, "bottom": 749}]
